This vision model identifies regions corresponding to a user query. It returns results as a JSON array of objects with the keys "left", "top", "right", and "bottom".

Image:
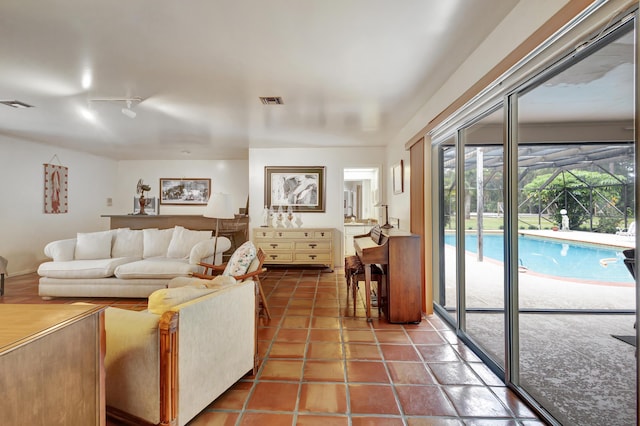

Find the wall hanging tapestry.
[{"left": 43, "top": 161, "right": 68, "bottom": 214}]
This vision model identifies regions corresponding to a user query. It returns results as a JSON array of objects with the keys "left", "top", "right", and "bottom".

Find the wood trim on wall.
[
  {"left": 405, "top": 0, "right": 594, "bottom": 150},
  {"left": 410, "top": 138, "right": 431, "bottom": 314}
]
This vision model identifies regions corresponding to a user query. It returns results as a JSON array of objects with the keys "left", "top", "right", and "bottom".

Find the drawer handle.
[
  {"left": 309, "top": 255, "right": 317, "bottom": 260},
  {"left": 304, "top": 232, "right": 309, "bottom": 237},
  {"left": 270, "top": 243, "right": 278, "bottom": 248},
  {"left": 309, "top": 243, "right": 317, "bottom": 249},
  {"left": 321, "top": 232, "right": 325, "bottom": 236},
  {"left": 261, "top": 232, "right": 267, "bottom": 237},
  {"left": 270, "top": 255, "right": 278, "bottom": 260},
  {"left": 278, "top": 232, "right": 283, "bottom": 237}
]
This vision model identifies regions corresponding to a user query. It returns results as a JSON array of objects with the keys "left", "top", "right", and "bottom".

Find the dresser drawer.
[
  {"left": 254, "top": 230, "right": 275, "bottom": 239},
  {"left": 264, "top": 252, "right": 293, "bottom": 262},
  {"left": 258, "top": 241, "right": 294, "bottom": 251},
  {"left": 294, "top": 241, "right": 331, "bottom": 251},
  {"left": 272, "top": 230, "right": 315, "bottom": 239},
  {"left": 294, "top": 252, "right": 332, "bottom": 262}
]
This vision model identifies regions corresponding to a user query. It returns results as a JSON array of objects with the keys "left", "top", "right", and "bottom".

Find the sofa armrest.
[
  {"left": 43, "top": 238, "right": 76, "bottom": 261},
  {"left": 104, "top": 307, "right": 166, "bottom": 425},
  {"left": 188, "top": 237, "right": 231, "bottom": 265},
  {"left": 173, "top": 280, "right": 256, "bottom": 422}
]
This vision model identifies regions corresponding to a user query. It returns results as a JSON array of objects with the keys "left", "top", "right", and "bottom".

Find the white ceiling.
[{"left": 0, "top": 0, "right": 520, "bottom": 160}]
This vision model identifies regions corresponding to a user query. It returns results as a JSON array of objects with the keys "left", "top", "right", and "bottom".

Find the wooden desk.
[{"left": 0, "top": 304, "right": 106, "bottom": 425}]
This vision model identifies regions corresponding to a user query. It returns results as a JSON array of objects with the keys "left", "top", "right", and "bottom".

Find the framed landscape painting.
[
  {"left": 265, "top": 166, "right": 325, "bottom": 212},
  {"left": 160, "top": 178, "right": 211, "bottom": 205}
]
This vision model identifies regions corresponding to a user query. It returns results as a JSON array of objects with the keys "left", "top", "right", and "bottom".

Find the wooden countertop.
[{"left": 0, "top": 304, "right": 104, "bottom": 353}]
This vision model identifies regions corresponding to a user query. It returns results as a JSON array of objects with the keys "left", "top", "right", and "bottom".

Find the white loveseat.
[
  {"left": 37, "top": 226, "right": 231, "bottom": 298},
  {"left": 104, "top": 279, "right": 256, "bottom": 426}
]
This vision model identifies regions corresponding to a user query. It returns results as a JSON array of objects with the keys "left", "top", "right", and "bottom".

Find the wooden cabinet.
[
  {"left": 254, "top": 228, "right": 334, "bottom": 270},
  {"left": 0, "top": 304, "right": 106, "bottom": 425},
  {"left": 344, "top": 224, "right": 374, "bottom": 255}
]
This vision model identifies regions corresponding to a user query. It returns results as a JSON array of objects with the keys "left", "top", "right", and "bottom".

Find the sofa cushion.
[
  {"left": 167, "top": 226, "right": 212, "bottom": 259},
  {"left": 112, "top": 228, "right": 143, "bottom": 258},
  {"left": 114, "top": 258, "right": 196, "bottom": 279},
  {"left": 38, "top": 257, "right": 136, "bottom": 279},
  {"left": 75, "top": 230, "right": 114, "bottom": 260},
  {"left": 223, "top": 241, "right": 257, "bottom": 277},
  {"left": 147, "top": 286, "right": 216, "bottom": 315},
  {"left": 143, "top": 228, "right": 174, "bottom": 258},
  {"left": 188, "top": 237, "right": 232, "bottom": 265}
]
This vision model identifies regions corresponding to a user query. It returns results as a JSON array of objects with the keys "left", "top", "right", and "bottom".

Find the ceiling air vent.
[
  {"left": 259, "top": 96, "right": 284, "bottom": 105},
  {"left": 0, "top": 100, "right": 34, "bottom": 108}
]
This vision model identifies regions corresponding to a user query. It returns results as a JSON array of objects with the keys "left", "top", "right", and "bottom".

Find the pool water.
[{"left": 444, "top": 233, "right": 634, "bottom": 283}]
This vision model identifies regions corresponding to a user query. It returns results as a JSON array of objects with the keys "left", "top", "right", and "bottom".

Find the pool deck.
[{"left": 518, "top": 229, "right": 635, "bottom": 250}]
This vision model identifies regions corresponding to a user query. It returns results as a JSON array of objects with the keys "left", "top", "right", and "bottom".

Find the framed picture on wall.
[
  {"left": 393, "top": 160, "right": 404, "bottom": 194},
  {"left": 264, "top": 166, "right": 325, "bottom": 212},
  {"left": 159, "top": 178, "right": 211, "bottom": 205}
]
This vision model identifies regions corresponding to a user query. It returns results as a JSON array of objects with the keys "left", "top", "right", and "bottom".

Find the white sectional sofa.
[{"left": 37, "top": 226, "right": 231, "bottom": 298}]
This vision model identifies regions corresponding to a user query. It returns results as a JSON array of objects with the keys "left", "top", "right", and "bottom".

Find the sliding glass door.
[
  {"left": 514, "top": 25, "right": 636, "bottom": 426},
  {"left": 433, "top": 13, "right": 637, "bottom": 425},
  {"left": 461, "top": 108, "right": 506, "bottom": 368}
]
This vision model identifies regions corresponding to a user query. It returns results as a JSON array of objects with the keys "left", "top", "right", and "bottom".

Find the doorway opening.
[{"left": 343, "top": 167, "right": 380, "bottom": 255}]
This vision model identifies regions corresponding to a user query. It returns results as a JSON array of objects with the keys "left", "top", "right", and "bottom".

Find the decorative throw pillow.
[
  {"left": 167, "top": 226, "right": 212, "bottom": 259},
  {"left": 223, "top": 241, "right": 257, "bottom": 277},
  {"left": 148, "top": 286, "right": 215, "bottom": 315},
  {"left": 75, "top": 230, "right": 114, "bottom": 260},
  {"left": 142, "top": 228, "right": 174, "bottom": 258},
  {"left": 112, "top": 228, "right": 143, "bottom": 258}
]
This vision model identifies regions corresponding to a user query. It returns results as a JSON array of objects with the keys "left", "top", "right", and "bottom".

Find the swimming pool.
[{"left": 444, "top": 233, "right": 633, "bottom": 284}]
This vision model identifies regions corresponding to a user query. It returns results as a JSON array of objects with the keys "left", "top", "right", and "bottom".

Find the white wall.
[
  {"left": 114, "top": 160, "right": 249, "bottom": 216},
  {"left": 248, "top": 147, "right": 385, "bottom": 266},
  {"left": 0, "top": 138, "right": 118, "bottom": 274},
  {"left": 384, "top": 0, "right": 569, "bottom": 230},
  {"left": 0, "top": 145, "right": 249, "bottom": 275}
]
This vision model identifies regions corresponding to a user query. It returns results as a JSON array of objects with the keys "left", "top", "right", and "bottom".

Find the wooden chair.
[
  {"left": 344, "top": 255, "right": 385, "bottom": 317},
  {"left": 193, "top": 248, "right": 271, "bottom": 319}
]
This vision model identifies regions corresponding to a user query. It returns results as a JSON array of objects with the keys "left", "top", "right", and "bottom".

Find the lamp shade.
[{"left": 203, "top": 193, "right": 235, "bottom": 219}]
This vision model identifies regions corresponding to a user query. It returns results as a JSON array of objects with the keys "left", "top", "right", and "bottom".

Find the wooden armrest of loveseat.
[
  {"left": 192, "top": 266, "right": 266, "bottom": 281},
  {"left": 105, "top": 310, "right": 179, "bottom": 426}
]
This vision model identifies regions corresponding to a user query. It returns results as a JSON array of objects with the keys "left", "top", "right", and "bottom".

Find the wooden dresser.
[
  {"left": 0, "top": 304, "right": 106, "bottom": 425},
  {"left": 253, "top": 228, "right": 334, "bottom": 270}
]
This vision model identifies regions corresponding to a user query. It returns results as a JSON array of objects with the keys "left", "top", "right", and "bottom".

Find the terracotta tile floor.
[{"left": 2, "top": 269, "right": 543, "bottom": 425}]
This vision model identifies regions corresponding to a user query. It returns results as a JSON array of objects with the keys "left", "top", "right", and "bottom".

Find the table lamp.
[{"left": 203, "top": 193, "right": 235, "bottom": 264}]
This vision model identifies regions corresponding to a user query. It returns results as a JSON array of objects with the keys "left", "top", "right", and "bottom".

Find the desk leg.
[{"left": 364, "top": 264, "right": 372, "bottom": 322}]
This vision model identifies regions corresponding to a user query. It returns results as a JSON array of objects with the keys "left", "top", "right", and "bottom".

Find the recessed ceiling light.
[
  {"left": 259, "top": 96, "right": 284, "bottom": 105},
  {"left": 0, "top": 100, "right": 34, "bottom": 108}
]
